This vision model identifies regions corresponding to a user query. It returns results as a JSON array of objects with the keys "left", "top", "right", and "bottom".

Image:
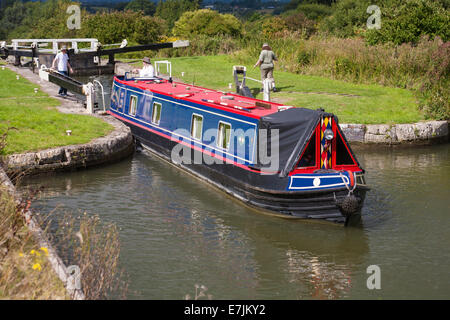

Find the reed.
[{"left": 34, "top": 206, "right": 129, "bottom": 300}]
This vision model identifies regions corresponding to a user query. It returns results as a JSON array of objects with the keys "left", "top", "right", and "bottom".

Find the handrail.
[{"left": 93, "top": 80, "right": 106, "bottom": 111}]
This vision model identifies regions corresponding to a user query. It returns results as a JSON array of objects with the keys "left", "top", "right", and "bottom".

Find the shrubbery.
[
  {"left": 80, "top": 11, "right": 166, "bottom": 45},
  {"left": 365, "top": 0, "right": 450, "bottom": 45},
  {"left": 173, "top": 9, "right": 241, "bottom": 38}
]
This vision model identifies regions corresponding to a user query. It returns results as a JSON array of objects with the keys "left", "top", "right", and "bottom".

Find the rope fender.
[{"left": 335, "top": 170, "right": 360, "bottom": 217}]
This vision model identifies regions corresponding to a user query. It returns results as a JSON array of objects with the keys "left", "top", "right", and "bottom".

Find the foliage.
[
  {"left": 125, "top": 0, "right": 156, "bottom": 16},
  {"left": 261, "top": 16, "right": 288, "bottom": 38},
  {"left": 365, "top": 0, "right": 450, "bottom": 45},
  {"left": 155, "top": 0, "right": 201, "bottom": 30},
  {"left": 173, "top": 9, "right": 241, "bottom": 38},
  {"left": 284, "top": 0, "right": 334, "bottom": 12},
  {"left": 0, "top": 186, "right": 69, "bottom": 300},
  {"left": 296, "top": 3, "right": 333, "bottom": 21},
  {"left": 80, "top": 10, "right": 166, "bottom": 45},
  {"left": 418, "top": 41, "right": 450, "bottom": 120},
  {"left": 283, "top": 12, "right": 317, "bottom": 37},
  {"left": 0, "top": 0, "right": 83, "bottom": 40},
  {"left": 319, "top": 0, "right": 371, "bottom": 38}
]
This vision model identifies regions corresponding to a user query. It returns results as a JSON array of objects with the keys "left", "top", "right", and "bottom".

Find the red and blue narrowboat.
[{"left": 108, "top": 72, "right": 369, "bottom": 224}]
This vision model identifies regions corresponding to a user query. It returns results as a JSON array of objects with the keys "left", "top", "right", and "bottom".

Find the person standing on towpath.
[
  {"left": 254, "top": 43, "right": 278, "bottom": 92},
  {"left": 51, "top": 45, "right": 73, "bottom": 97}
]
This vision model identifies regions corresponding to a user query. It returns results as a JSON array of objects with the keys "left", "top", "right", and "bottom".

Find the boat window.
[
  {"left": 191, "top": 114, "right": 203, "bottom": 141},
  {"left": 297, "top": 131, "right": 317, "bottom": 168},
  {"left": 152, "top": 102, "right": 162, "bottom": 125},
  {"left": 217, "top": 122, "right": 232, "bottom": 150},
  {"left": 335, "top": 130, "right": 355, "bottom": 165},
  {"left": 129, "top": 95, "right": 138, "bottom": 116}
]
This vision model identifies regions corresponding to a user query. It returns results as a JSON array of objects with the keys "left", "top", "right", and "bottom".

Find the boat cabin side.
[
  {"left": 109, "top": 76, "right": 367, "bottom": 192},
  {"left": 109, "top": 77, "right": 260, "bottom": 166}
]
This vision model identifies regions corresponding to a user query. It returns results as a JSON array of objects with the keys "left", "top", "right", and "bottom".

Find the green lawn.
[
  {"left": 0, "top": 65, "right": 113, "bottom": 155},
  {"left": 128, "top": 55, "right": 422, "bottom": 124}
]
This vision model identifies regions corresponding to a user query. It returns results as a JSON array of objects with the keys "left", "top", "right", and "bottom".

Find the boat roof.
[{"left": 114, "top": 76, "right": 285, "bottom": 119}]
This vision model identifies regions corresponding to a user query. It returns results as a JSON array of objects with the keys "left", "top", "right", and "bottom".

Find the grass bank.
[
  {"left": 0, "top": 65, "right": 113, "bottom": 155},
  {"left": 123, "top": 34, "right": 448, "bottom": 121},
  {"left": 127, "top": 55, "right": 421, "bottom": 124}
]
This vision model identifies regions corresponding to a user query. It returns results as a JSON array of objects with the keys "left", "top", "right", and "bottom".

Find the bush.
[
  {"left": 365, "top": 0, "right": 450, "bottom": 45},
  {"left": 283, "top": 12, "right": 317, "bottom": 37},
  {"left": 320, "top": 0, "right": 371, "bottom": 38},
  {"left": 155, "top": 0, "right": 201, "bottom": 30},
  {"left": 261, "top": 16, "right": 288, "bottom": 38},
  {"left": 418, "top": 41, "right": 450, "bottom": 120},
  {"left": 296, "top": 3, "right": 333, "bottom": 21},
  {"left": 80, "top": 11, "right": 166, "bottom": 44},
  {"left": 173, "top": 9, "right": 241, "bottom": 38}
]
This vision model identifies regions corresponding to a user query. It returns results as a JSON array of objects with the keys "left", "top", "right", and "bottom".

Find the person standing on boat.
[
  {"left": 134, "top": 57, "right": 155, "bottom": 77},
  {"left": 254, "top": 43, "right": 278, "bottom": 92},
  {"left": 51, "top": 45, "right": 73, "bottom": 97}
]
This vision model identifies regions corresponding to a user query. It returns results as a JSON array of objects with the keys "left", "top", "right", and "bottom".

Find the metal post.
[
  {"left": 53, "top": 41, "right": 59, "bottom": 54},
  {"left": 263, "top": 79, "right": 271, "bottom": 102},
  {"left": 83, "top": 83, "right": 95, "bottom": 114}
]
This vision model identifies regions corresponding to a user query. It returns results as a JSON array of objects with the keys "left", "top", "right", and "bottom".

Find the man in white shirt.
[
  {"left": 51, "top": 46, "right": 73, "bottom": 96},
  {"left": 134, "top": 57, "right": 155, "bottom": 78}
]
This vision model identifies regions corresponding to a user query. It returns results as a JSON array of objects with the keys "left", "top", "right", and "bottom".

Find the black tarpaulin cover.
[{"left": 257, "top": 107, "right": 331, "bottom": 177}]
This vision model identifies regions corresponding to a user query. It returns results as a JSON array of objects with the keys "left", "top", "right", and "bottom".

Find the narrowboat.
[{"left": 108, "top": 72, "right": 369, "bottom": 224}]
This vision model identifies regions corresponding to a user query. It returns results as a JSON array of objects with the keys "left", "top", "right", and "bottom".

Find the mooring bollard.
[{"left": 66, "top": 130, "right": 72, "bottom": 136}]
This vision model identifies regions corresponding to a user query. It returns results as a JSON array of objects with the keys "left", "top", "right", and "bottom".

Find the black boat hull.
[{"left": 125, "top": 121, "right": 368, "bottom": 224}]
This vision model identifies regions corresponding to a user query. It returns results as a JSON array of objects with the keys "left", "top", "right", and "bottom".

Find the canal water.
[{"left": 20, "top": 142, "right": 449, "bottom": 299}]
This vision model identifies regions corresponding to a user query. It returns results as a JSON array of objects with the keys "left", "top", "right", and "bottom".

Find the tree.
[
  {"left": 365, "top": 0, "right": 450, "bottom": 45},
  {"left": 155, "top": 0, "right": 201, "bottom": 30},
  {"left": 319, "top": 0, "right": 371, "bottom": 38},
  {"left": 125, "top": 0, "right": 156, "bottom": 16},
  {"left": 173, "top": 9, "right": 241, "bottom": 37},
  {"left": 81, "top": 10, "right": 166, "bottom": 44}
]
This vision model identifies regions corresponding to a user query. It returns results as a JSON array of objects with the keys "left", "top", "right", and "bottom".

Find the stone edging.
[
  {"left": 0, "top": 167, "right": 85, "bottom": 300},
  {"left": 2, "top": 115, "right": 134, "bottom": 177},
  {"left": 340, "top": 120, "right": 449, "bottom": 145}
]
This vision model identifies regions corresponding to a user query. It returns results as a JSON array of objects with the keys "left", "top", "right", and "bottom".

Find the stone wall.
[
  {"left": 340, "top": 121, "right": 448, "bottom": 145},
  {"left": 2, "top": 115, "right": 134, "bottom": 177}
]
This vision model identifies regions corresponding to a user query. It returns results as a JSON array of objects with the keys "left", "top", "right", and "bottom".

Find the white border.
[{"left": 288, "top": 175, "right": 350, "bottom": 190}]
